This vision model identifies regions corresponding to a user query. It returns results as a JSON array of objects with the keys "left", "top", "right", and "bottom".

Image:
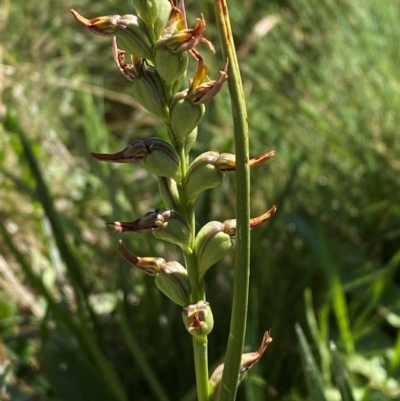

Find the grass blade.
[
  {"left": 330, "top": 342, "right": 356, "bottom": 401},
  {"left": 295, "top": 323, "right": 327, "bottom": 401}
]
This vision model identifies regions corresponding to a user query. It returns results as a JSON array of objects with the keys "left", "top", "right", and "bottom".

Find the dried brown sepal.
[
  {"left": 112, "top": 37, "right": 143, "bottom": 82},
  {"left": 118, "top": 240, "right": 164, "bottom": 275},
  {"left": 220, "top": 205, "right": 277, "bottom": 238},
  {"left": 187, "top": 58, "right": 228, "bottom": 104},
  {"left": 209, "top": 331, "right": 273, "bottom": 399},
  {"left": 249, "top": 205, "right": 277, "bottom": 229},
  {"left": 108, "top": 209, "right": 165, "bottom": 233},
  {"left": 215, "top": 150, "right": 275, "bottom": 172},
  {"left": 70, "top": 9, "right": 120, "bottom": 36},
  {"left": 240, "top": 330, "right": 273, "bottom": 374},
  {"left": 248, "top": 150, "right": 275, "bottom": 167},
  {"left": 90, "top": 142, "right": 146, "bottom": 162}
]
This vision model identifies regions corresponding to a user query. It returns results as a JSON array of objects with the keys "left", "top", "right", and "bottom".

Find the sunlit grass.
[{"left": 1, "top": 0, "right": 399, "bottom": 400}]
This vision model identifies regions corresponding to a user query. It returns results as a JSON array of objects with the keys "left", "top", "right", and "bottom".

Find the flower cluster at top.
[
  {"left": 71, "top": 0, "right": 228, "bottom": 148},
  {"left": 71, "top": 0, "right": 275, "bottom": 336}
]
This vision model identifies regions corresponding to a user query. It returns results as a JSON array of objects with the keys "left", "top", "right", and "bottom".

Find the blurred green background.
[{"left": 1, "top": 0, "right": 400, "bottom": 400}]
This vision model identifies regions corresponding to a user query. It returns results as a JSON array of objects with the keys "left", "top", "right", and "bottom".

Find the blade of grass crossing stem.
[
  {"left": 4, "top": 110, "right": 89, "bottom": 298},
  {"left": 318, "top": 227, "right": 354, "bottom": 355},
  {"left": 0, "top": 223, "right": 128, "bottom": 401},
  {"left": 330, "top": 342, "right": 356, "bottom": 401},
  {"left": 389, "top": 330, "right": 400, "bottom": 372},
  {"left": 304, "top": 289, "right": 331, "bottom": 384},
  {"left": 117, "top": 300, "right": 170, "bottom": 401},
  {"left": 213, "top": 0, "right": 251, "bottom": 399},
  {"left": 354, "top": 249, "right": 400, "bottom": 336},
  {"left": 295, "top": 324, "right": 327, "bottom": 401},
  {"left": 4, "top": 109, "right": 105, "bottom": 338}
]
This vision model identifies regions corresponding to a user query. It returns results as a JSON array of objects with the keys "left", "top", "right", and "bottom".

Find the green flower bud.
[
  {"left": 171, "top": 72, "right": 187, "bottom": 98},
  {"left": 194, "top": 221, "right": 233, "bottom": 279},
  {"left": 185, "top": 151, "right": 222, "bottom": 204},
  {"left": 153, "top": 43, "right": 189, "bottom": 85},
  {"left": 184, "top": 128, "right": 197, "bottom": 155},
  {"left": 91, "top": 137, "right": 180, "bottom": 181},
  {"left": 118, "top": 240, "right": 189, "bottom": 306},
  {"left": 182, "top": 301, "right": 214, "bottom": 336},
  {"left": 109, "top": 208, "right": 191, "bottom": 251},
  {"left": 155, "top": 261, "right": 190, "bottom": 306},
  {"left": 140, "top": 138, "right": 181, "bottom": 182},
  {"left": 112, "top": 42, "right": 169, "bottom": 121},
  {"left": 209, "top": 331, "right": 273, "bottom": 400},
  {"left": 170, "top": 91, "right": 205, "bottom": 140},
  {"left": 152, "top": 209, "right": 191, "bottom": 251},
  {"left": 115, "top": 14, "right": 153, "bottom": 60},
  {"left": 158, "top": 177, "right": 181, "bottom": 210},
  {"left": 153, "top": 0, "right": 173, "bottom": 39},
  {"left": 132, "top": 67, "right": 170, "bottom": 122},
  {"left": 133, "top": 0, "right": 171, "bottom": 26}
]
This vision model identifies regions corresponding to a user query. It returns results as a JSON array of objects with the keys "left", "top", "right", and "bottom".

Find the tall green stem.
[
  {"left": 175, "top": 134, "right": 209, "bottom": 401},
  {"left": 213, "top": 0, "right": 251, "bottom": 400}
]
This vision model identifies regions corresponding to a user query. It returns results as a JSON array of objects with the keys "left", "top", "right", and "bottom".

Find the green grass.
[{"left": 1, "top": 0, "right": 400, "bottom": 400}]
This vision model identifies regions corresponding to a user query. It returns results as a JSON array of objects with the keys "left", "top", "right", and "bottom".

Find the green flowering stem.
[
  {"left": 176, "top": 137, "right": 209, "bottom": 400},
  {"left": 213, "top": 0, "right": 251, "bottom": 400},
  {"left": 192, "top": 335, "right": 210, "bottom": 401},
  {"left": 183, "top": 202, "right": 210, "bottom": 401}
]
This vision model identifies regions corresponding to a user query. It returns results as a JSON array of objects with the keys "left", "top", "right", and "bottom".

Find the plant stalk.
[
  {"left": 178, "top": 138, "right": 209, "bottom": 401},
  {"left": 213, "top": 0, "right": 251, "bottom": 400}
]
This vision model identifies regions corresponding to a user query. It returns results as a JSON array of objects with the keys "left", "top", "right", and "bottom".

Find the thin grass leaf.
[
  {"left": 330, "top": 342, "right": 356, "bottom": 401},
  {"left": 317, "top": 228, "right": 354, "bottom": 355},
  {"left": 304, "top": 289, "right": 331, "bottom": 385},
  {"left": 389, "top": 331, "right": 400, "bottom": 372},
  {"left": 42, "top": 330, "right": 121, "bottom": 401},
  {"left": 4, "top": 110, "right": 91, "bottom": 301},
  {"left": 0, "top": 222, "right": 128, "bottom": 401},
  {"left": 295, "top": 323, "right": 327, "bottom": 401},
  {"left": 117, "top": 300, "right": 170, "bottom": 401}
]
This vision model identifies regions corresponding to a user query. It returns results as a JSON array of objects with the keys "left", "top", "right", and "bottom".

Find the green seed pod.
[
  {"left": 153, "top": 43, "right": 189, "bottom": 85},
  {"left": 182, "top": 301, "right": 214, "bottom": 336},
  {"left": 155, "top": 261, "right": 190, "bottom": 306},
  {"left": 194, "top": 221, "right": 233, "bottom": 278},
  {"left": 152, "top": 209, "right": 191, "bottom": 251},
  {"left": 131, "top": 67, "right": 170, "bottom": 122},
  {"left": 170, "top": 91, "right": 205, "bottom": 139},
  {"left": 140, "top": 138, "right": 181, "bottom": 182},
  {"left": 115, "top": 14, "right": 153, "bottom": 60},
  {"left": 185, "top": 151, "right": 222, "bottom": 204},
  {"left": 158, "top": 177, "right": 181, "bottom": 210}
]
